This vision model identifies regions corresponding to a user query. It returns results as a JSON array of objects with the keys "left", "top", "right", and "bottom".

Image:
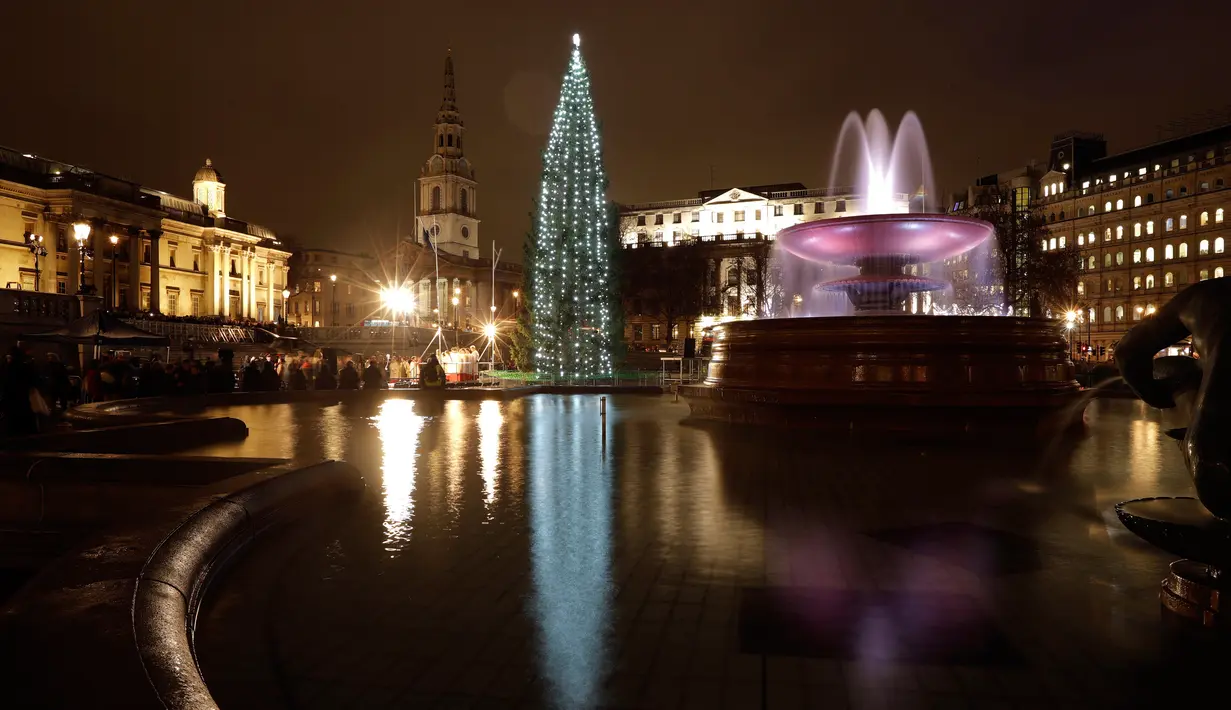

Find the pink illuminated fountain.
[
  {"left": 777, "top": 111, "right": 993, "bottom": 313},
  {"left": 679, "top": 110, "right": 1082, "bottom": 438}
]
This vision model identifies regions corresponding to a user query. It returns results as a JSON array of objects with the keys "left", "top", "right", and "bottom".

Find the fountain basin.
[
  {"left": 680, "top": 315, "right": 1083, "bottom": 439},
  {"left": 777, "top": 213, "right": 994, "bottom": 265}
]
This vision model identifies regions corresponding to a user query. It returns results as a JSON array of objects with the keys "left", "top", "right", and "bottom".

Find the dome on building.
[{"left": 193, "top": 158, "right": 223, "bottom": 183}]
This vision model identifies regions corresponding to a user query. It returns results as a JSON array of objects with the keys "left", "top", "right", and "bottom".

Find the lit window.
[
  {"left": 1106, "top": 278, "right": 1114, "bottom": 292},
  {"left": 1217, "top": 237, "right": 1226, "bottom": 254},
  {"left": 1041, "top": 240, "right": 1048, "bottom": 252},
  {"left": 1116, "top": 305, "right": 1125, "bottom": 321},
  {"left": 1133, "top": 276, "right": 1141, "bottom": 290},
  {"left": 1088, "top": 231, "right": 1095, "bottom": 243},
  {"left": 1146, "top": 247, "right": 1155, "bottom": 262},
  {"left": 1077, "top": 281, "right": 1085, "bottom": 295},
  {"left": 1116, "top": 199, "right": 1124, "bottom": 210},
  {"left": 1116, "top": 225, "right": 1124, "bottom": 239},
  {"left": 1110, "top": 174, "right": 1117, "bottom": 183},
  {"left": 1104, "top": 253, "right": 1112, "bottom": 268},
  {"left": 1082, "top": 181, "right": 1090, "bottom": 189},
  {"left": 1165, "top": 272, "right": 1174, "bottom": 286},
  {"left": 1180, "top": 214, "right": 1189, "bottom": 229},
  {"left": 1134, "top": 195, "right": 1142, "bottom": 207},
  {"left": 1146, "top": 274, "right": 1155, "bottom": 289},
  {"left": 1166, "top": 189, "right": 1174, "bottom": 199},
  {"left": 1133, "top": 306, "right": 1143, "bottom": 321},
  {"left": 1088, "top": 256, "right": 1096, "bottom": 269},
  {"left": 1133, "top": 249, "right": 1141, "bottom": 264},
  {"left": 734, "top": 210, "right": 744, "bottom": 222},
  {"left": 1165, "top": 244, "right": 1174, "bottom": 259},
  {"left": 1049, "top": 237, "right": 1057, "bottom": 250},
  {"left": 1116, "top": 251, "right": 1125, "bottom": 265},
  {"left": 1059, "top": 182, "right": 1065, "bottom": 192},
  {"left": 1218, "top": 267, "right": 1226, "bottom": 279},
  {"left": 1078, "top": 234, "right": 1085, "bottom": 246},
  {"left": 1201, "top": 269, "right": 1210, "bottom": 281},
  {"left": 1134, "top": 223, "right": 1142, "bottom": 237},
  {"left": 1147, "top": 221, "right": 1155, "bottom": 235},
  {"left": 1089, "top": 308, "right": 1096, "bottom": 323},
  {"left": 1218, "top": 208, "right": 1225, "bottom": 223},
  {"left": 1166, "top": 218, "right": 1174, "bottom": 232},
  {"left": 1043, "top": 185, "right": 1050, "bottom": 197},
  {"left": 1104, "top": 201, "right": 1112, "bottom": 212},
  {"left": 1104, "top": 306, "right": 1112, "bottom": 322},
  {"left": 1059, "top": 236, "right": 1067, "bottom": 248},
  {"left": 1200, "top": 239, "right": 1210, "bottom": 255},
  {"left": 1105, "top": 228, "right": 1112, "bottom": 241},
  {"left": 1180, "top": 242, "right": 1189, "bottom": 258},
  {"left": 1088, "top": 205, "right": 1095, "bottom": 216},
  {"left": 1139, "top": 168, "right": 1147, "bottom": 176}
]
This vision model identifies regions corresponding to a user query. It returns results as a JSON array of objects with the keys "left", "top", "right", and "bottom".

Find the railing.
[
  {"left": 1, "top": 289, "right": 81, "bottom": 324},
  {"left": 621, "top": 232, "right": 770, "bottom": 249},
  {"left": 620, "top": 198, "right": 705, "bottom": 211},
  {"left": 121, "top": 319, "right": 258, "bottom": 344},
  {"left": 765, "top": 186, "right": 857, "bottom": 200}
]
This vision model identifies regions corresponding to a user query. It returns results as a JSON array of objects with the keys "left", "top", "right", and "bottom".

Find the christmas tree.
[{"left": 530, "top": 33, "right": 618, "bottom": 378}]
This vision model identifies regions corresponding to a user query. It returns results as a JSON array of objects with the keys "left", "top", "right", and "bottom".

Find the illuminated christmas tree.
[{"left": 530, "top": 33, "right": 618, "bottom": 378}]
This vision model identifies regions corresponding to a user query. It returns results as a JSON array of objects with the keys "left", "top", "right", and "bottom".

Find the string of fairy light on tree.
[{"left": 531, "top": 33, "right": 616, "bottom": 378}]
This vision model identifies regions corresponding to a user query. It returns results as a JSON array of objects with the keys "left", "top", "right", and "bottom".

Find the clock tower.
[{"left": 417, "top": 49, "right": 479, "bottom": 258}]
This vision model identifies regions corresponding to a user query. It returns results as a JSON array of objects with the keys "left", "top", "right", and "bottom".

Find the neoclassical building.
[{"left": 0, "top": 148, "right": 290, "bottom": 320}]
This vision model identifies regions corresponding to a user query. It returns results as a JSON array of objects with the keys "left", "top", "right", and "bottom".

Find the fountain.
[{"left": 679, "top": 111, "right": 1082, "bottom": 439}]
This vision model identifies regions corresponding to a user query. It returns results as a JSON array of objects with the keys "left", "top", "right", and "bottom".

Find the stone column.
[
  {"left": 266, "top": 263, "right": 274, "bottom": 322},
  {"left": 248, "top": 252, "right": 257, "bottom": 318},
  {"left": 127, "top": 228, "right": 142, "bottom": 309},
  {"left": 221, "top": 245, "right": 232, "bottom": 318},
  {"left": 148, "top": 230, "right": 162, "bottom": 313},
  {"left": 204, "top": 244, "right": 216, "bottom": 314}
]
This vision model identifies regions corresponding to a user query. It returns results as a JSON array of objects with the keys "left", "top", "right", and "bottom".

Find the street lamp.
[
  {"left": 72, "top": 220, "right": 91, "bottom": 294},
  {"left": 25, "top": 233, "right": 46, "bottom": 291},
  {"left": 330, "top": 274, "right": 337, "bottom": 326},
  {"left": 282, "top": 289, "right": 291, "bottom": 324},
  {"left": 108, "top": 235, "right": 119, "bottom": 310}
]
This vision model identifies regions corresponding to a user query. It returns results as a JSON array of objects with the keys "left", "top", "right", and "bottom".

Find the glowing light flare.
[{"left": 372, "top": 400, "right": 426, "bottom": 549}]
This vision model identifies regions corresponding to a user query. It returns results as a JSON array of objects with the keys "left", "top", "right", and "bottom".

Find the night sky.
[{"left": 3, "top": 1, "right": 1228, "bottom": 261}]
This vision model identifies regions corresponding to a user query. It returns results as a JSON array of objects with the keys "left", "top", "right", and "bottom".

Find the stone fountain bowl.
[
  {"left": 679, "top": 315, "right": 1084, "bottom": 439},
  {"left": 776, "top": 213, "right": 994, "bottom": 265}
]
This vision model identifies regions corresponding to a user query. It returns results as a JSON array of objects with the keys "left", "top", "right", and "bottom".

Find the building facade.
[
  {"left": 0, "top": 149, "right": 290, "bottom": 321},
  {"left": 618, "top": 183, "right": 866, "bottom": 350},
  {"left": 1041, "top": 128, "right": 1231, "bottom": 359},
  {"left": 286, "top": 248, "right": 379, "bottom": 327}
]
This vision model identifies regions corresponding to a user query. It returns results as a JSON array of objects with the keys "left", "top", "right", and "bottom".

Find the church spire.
[{"left": 437, "top": 49, "right": 460, "bottom": 124}]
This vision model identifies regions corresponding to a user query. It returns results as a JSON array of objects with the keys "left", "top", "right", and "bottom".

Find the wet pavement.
[{"left": 191, "top": 395, "right": 1222, "bottom": 709}]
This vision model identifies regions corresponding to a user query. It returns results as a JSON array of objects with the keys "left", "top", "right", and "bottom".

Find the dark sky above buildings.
[{"left": 2, "top": 1, "right": 1228, "bottom": 261}]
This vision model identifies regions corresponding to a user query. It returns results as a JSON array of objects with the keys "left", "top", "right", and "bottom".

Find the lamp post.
[
  {"left": 1065, "top": 310, "right": 1077, "bottom": 362},
  {"left": 25, "top": 233, "right": 46, "bottom": 291},
  {"left": 72, "top": 220, "right": 91, "bottom": 294},
  {"left": 330, "top": 274, "right": 338, "bottom": 326},
  {"left": 108, "top": 234, "right": 119, "bottom": 311},
  {"left": 281, "top": 289, "right": 290, "bottom": 325}
]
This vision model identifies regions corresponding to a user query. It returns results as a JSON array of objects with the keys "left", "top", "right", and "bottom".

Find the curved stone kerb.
[{"left": 132, "top": 460, "right": 366, "bottom": 710}]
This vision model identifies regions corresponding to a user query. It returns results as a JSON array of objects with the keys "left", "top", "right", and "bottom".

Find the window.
[
  {"left": 168, "top": 245, "right": 177, "bottom": 269},
  {"left": 1166, "top": 189, "right": 1174, "bottom": 199},
  {"left": 1106, "top": 278, "right": 1114, "bottom": 292},
  {"left": 1166, "top": 218, "right": 1174, "bottom": 232},
  {"left": 1218, "top": 237, "right": 1226, "bottom": 254},
  {"left": 1219, "top": 178, "right": 1226, "bottom": 189},
  {"left": 1165, "top": 271, "right": 1174, "bottom": 287},
  {"left": 726, "top": 267, "right": 740, "bottom": 287},
  {"left": 56, "top": 277, "right": 66, "bottom": 294},
  {"left": 1088, "top": 256, "right": 1096, "bottom": 269},
  {"left": 1201, "top": 269, "right": 1210, "bottom": 281},
  {"left": 1104, "top": 201, "right": 1112, "bottom": 212},
  {"left": 1200, "top": 239, "right": 1210, "bottom": 255},
  {"left": 1104, "top": 228, "right": 1112, "bottom": 242},
  {"left": 1134, "top": 195, "right": 1142, "bottom": 207},
  {"left": 1088, "top": 231, "right": 1095, "bottom": 243},
  {"left": 191, "top": 293, "right": 202, "bottom": 316},
  {"left": 1218, "top": 208, "right": 1225, "bottom": 223},
  {"left": 1088, "top": 205, "right": 1096, "bottom": 215},
  {"left": 1116, "top": 305, "right": 1125, "bottom": 321},
  {"left": 1059, "top": 210, "right": 1065, "bottom": 219},
  {"left": 1042, "top": 240, "right": 1049, "bottom": 252},
  {"left": 1133, "top": 276, "right": 1141, "bottom": 290},
  {"left": 1049, "top": 237, "right": 1057, "bottom": 250},
  {"left": 1104, "top": 253, "right": 1112, "bottom": 267},
  {"left": 836, "top": 200, "right": 846, "bottom": 212},
  {"left": 1104, "top": 306, "right": 1112, "bottom": 323},
  {"left": 1077, "top": 281, "right": 1085, "bottom": 295},
  {"left": 1180, "top": 242, "right": 1189, "bottom": 258},
  {"left": 1218, "top": 267, "right": 1226, "bottom": 279},
  {"left": 166, "top": 291, "right": 178, "bottom": 315},
  {"left": 1146, "top": 247, "right": 1155, "bottom": 262},
  {"left": 1116, "top": 225, "right": 1124, "bottom": 240},
  {"left": 1132, "top": 249, "right": 1141, "bottom": 264},
  {"left": 715, "top": 213, "right": 724, "bottom": 223},
  {"left": 692, "top": 212, "right": 701, "bottom": 222},
  {"left": 140, "top": 289, "right": 150, "bottom": 311},
  {"left": 1078, "top": 234, "right": 1085, "bottom": 246},
  {"left": 1165, "top": 244, "right": 1174, "bottom": 259},
  {"left": 633, "top": 324, "right": 643, "bottom": 341},
  {"left": 1180, "top": 215, "right": 1189, "bottom": 229},
  {"left": 460, "top": 188, "right": 469, "bottom": 214},
  {"left": 733, "top": 211, "right": 744, "bottom": 222},
  {"left": 753, "top": 210, "right": 760, "bottom": 220},
  {"left": 673, "top": 213, "right": 682, "bottom": 223},
  {"left": 1133, "top": 306, "right": 1143, "bottom": 321},
  {"left": 1116, "top": 199, "right": 1124, "bottom": 210},
  {"left": 773, "top": 205, "right": 783, "bottom": 217},
  {"left": 1147, "top": 220, "right": 1155, "bottom": 235},
  {"left": 431, "top": 186, "right": 441, "bottom": 210},
  {"left": 655, "top": 214, "right": 664, "bottom": 225},
  {"left": 1147, "top": 193, "right": 1155, "bottom": 203},
  {"left": 1059, "top": 236, "right": 1066, "bottom": 248},
  {"left": 192, "top": 251, "right": 200, "bottom": 272},
  {"left": 651, "top": 324, "right": 662, "bottom": 340},
  {"left": 1134, "top": 223, "right": 1141, "bottom": 237},
  {"left": 1116, "top": 251, "right": 1125, "bottom": 265},
  {"left": 1181, "top": 186, "right": 1189, "bottom": 196},
  {"left": 1146, "top": 274, "right": 1155, "bottom": 289},
  {"left": 462, "top": 226, "right": 470, "bottom": 239},
  {"left": 1202, "top": 211, "right": 1210, "bottom": 226},
  {"left": 636, "top": 215, "right": 645, "bottom": 226},
  {"left": 142, "top": 242, "right": 151, "bottom": 264},
  {"left": 814, "top": 202, "right": 824, "bottom": 214},
  {"left": 794, "top": 203, "right": 804, "bottom": 215}
]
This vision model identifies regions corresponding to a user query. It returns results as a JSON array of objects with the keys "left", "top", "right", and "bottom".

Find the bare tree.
[
  {"left": 620, "top": 243, "right": 708, "bottom": 350},
  {"left": 965, "top": 202, "right": 1081, "bottom": 316}
]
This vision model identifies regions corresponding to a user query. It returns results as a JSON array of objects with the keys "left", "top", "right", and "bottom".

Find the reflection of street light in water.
[{"left": 372, "top": 399, "right": 426, "bottom": 550}]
